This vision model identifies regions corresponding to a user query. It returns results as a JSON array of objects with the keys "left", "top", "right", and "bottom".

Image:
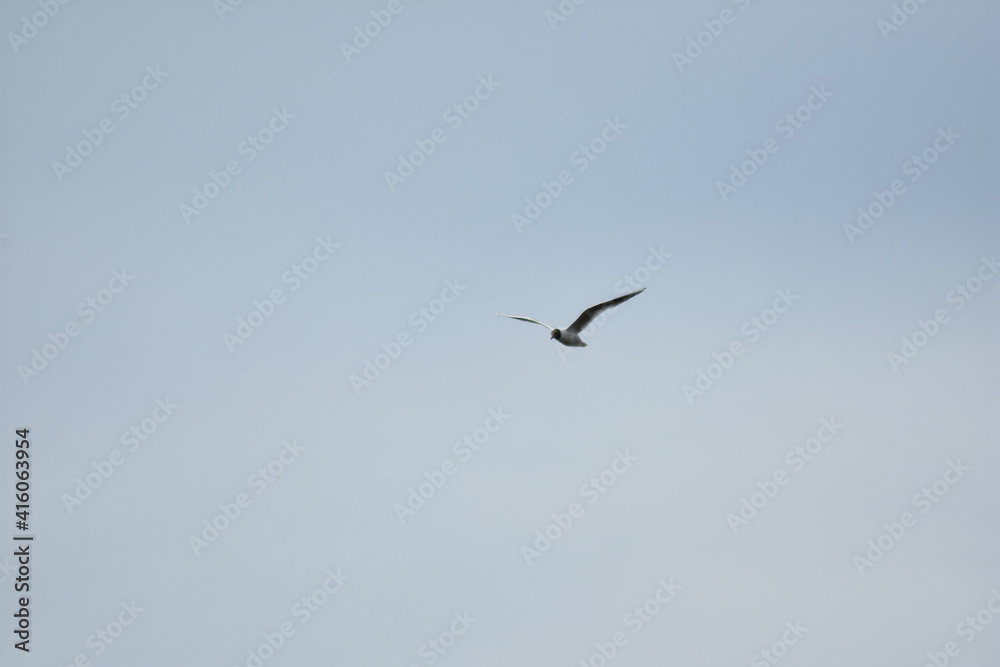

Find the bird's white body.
[
  {"left": 496, "top": 288, "right": 645, "bottom": 348},
  {"left": 551, "top": 329, "right": 586, "bottom": 347}
]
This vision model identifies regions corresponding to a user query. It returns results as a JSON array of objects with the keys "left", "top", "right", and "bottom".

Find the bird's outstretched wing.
[
  {"left": 566, "top": 288, "right": 645, "bottom": 334},
  {"left": 495, "top": 313, "right": 554, "bottom": 330}
]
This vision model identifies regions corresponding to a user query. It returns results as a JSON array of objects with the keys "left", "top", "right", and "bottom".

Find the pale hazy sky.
[{"left": 1, "top": 1, "right": 998, "bottom": 666}]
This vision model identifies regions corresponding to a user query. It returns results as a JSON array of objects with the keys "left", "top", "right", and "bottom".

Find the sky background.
[{"left": 1, "top": 1, "right": 998, "bottom": 665}]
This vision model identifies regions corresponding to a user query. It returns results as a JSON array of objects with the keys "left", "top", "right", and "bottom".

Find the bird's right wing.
[
  {"left": 495, "top": 313, "right": 554, "bottom": 330},
  {"left": 566, "top": 287, "right": 646, "bottom": 334}
]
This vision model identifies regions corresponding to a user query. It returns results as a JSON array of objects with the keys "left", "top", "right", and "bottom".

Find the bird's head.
[{"left": 550, "top": 329, "right": 561, "bottom": 340}]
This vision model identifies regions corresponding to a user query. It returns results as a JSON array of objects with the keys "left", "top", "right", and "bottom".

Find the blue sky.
[{"left": 1, "top": 1, "right": 998, "bottom": 665}]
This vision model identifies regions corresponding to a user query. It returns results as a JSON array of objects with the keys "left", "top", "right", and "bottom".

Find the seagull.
[{"left": 496, "top": 288, "right": 645, "bottom": 347}]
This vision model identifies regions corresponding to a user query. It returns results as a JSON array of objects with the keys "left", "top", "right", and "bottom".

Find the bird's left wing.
[
  {"left": 566, "top": 288, "right": 646, "bottom": 334},
  {"left": 495, "top": 313, "right": 554, "bottom": 330}
]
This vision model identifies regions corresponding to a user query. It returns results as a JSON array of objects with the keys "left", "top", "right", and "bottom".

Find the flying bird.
[{"left": 496, "top": 288, "right": 645, "bottom": 347}]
